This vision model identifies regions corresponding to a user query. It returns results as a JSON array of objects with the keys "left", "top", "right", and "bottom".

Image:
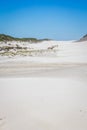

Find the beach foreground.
[
  {"left": 0, "top": 77, "right": 87, "bottom": 130},
  {"left": 0, "top": 40, "right": 87, "bottom": 129}
]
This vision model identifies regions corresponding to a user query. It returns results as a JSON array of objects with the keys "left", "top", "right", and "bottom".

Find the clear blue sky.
[{"left": 0, "top": 0, "right": 87, "bottom": 40}]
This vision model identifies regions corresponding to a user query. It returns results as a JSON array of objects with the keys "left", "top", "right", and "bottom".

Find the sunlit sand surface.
[{"left": 0, "top": 40, "right": 87, "bottom": 130}]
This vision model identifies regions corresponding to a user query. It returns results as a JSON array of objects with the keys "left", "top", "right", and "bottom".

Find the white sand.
[
  {"left": 0, "top": 40, "right": 87, "bottom": 77},
  {"left": 0, "top": 40, "right": 87, "bottom": 129},
  {"left": 0, "top": 40, "right": 87, "bottom": 64},
  {"left": 0, "top": 77, "right": 87, "bottom": 130}
]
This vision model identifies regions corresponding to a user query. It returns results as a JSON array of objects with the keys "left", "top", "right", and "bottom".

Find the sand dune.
[{"left": 0, "top": 40, "right": 87, "bottom": 77}]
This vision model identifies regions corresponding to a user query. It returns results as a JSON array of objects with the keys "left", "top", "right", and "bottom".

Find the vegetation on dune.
[
  {"left": 0, "top": 34, "right": 15, "bottom": 41},
  {"left": 0, "top": 34, "right": 57, "bottom": 57},
  {"left": 0, "top": 34, "right": 50, "bottom": 42}
]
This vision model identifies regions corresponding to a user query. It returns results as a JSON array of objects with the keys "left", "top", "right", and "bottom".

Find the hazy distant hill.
[
  {"left": 78, "top": 34, "right": 87, "bottom": 42},
  {"left": 0, "top": 34, "right": 50, "bottom": 43}
]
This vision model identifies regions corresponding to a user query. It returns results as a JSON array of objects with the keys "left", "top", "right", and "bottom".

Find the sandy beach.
[
  {"left": 0, "top": 40, "right": 87, "bottom": 130},
  {"left": 0, "top": 0, "right": 87, "bottom": 128},
  {"left": 0, "top": 62, "right": 87, "bottom": 78},
  {"left": 0, "top": 40, "right": 87, "bottom": 77},
  {"left": 0, "top": 77, "right": 87, "bottom": 130}
]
